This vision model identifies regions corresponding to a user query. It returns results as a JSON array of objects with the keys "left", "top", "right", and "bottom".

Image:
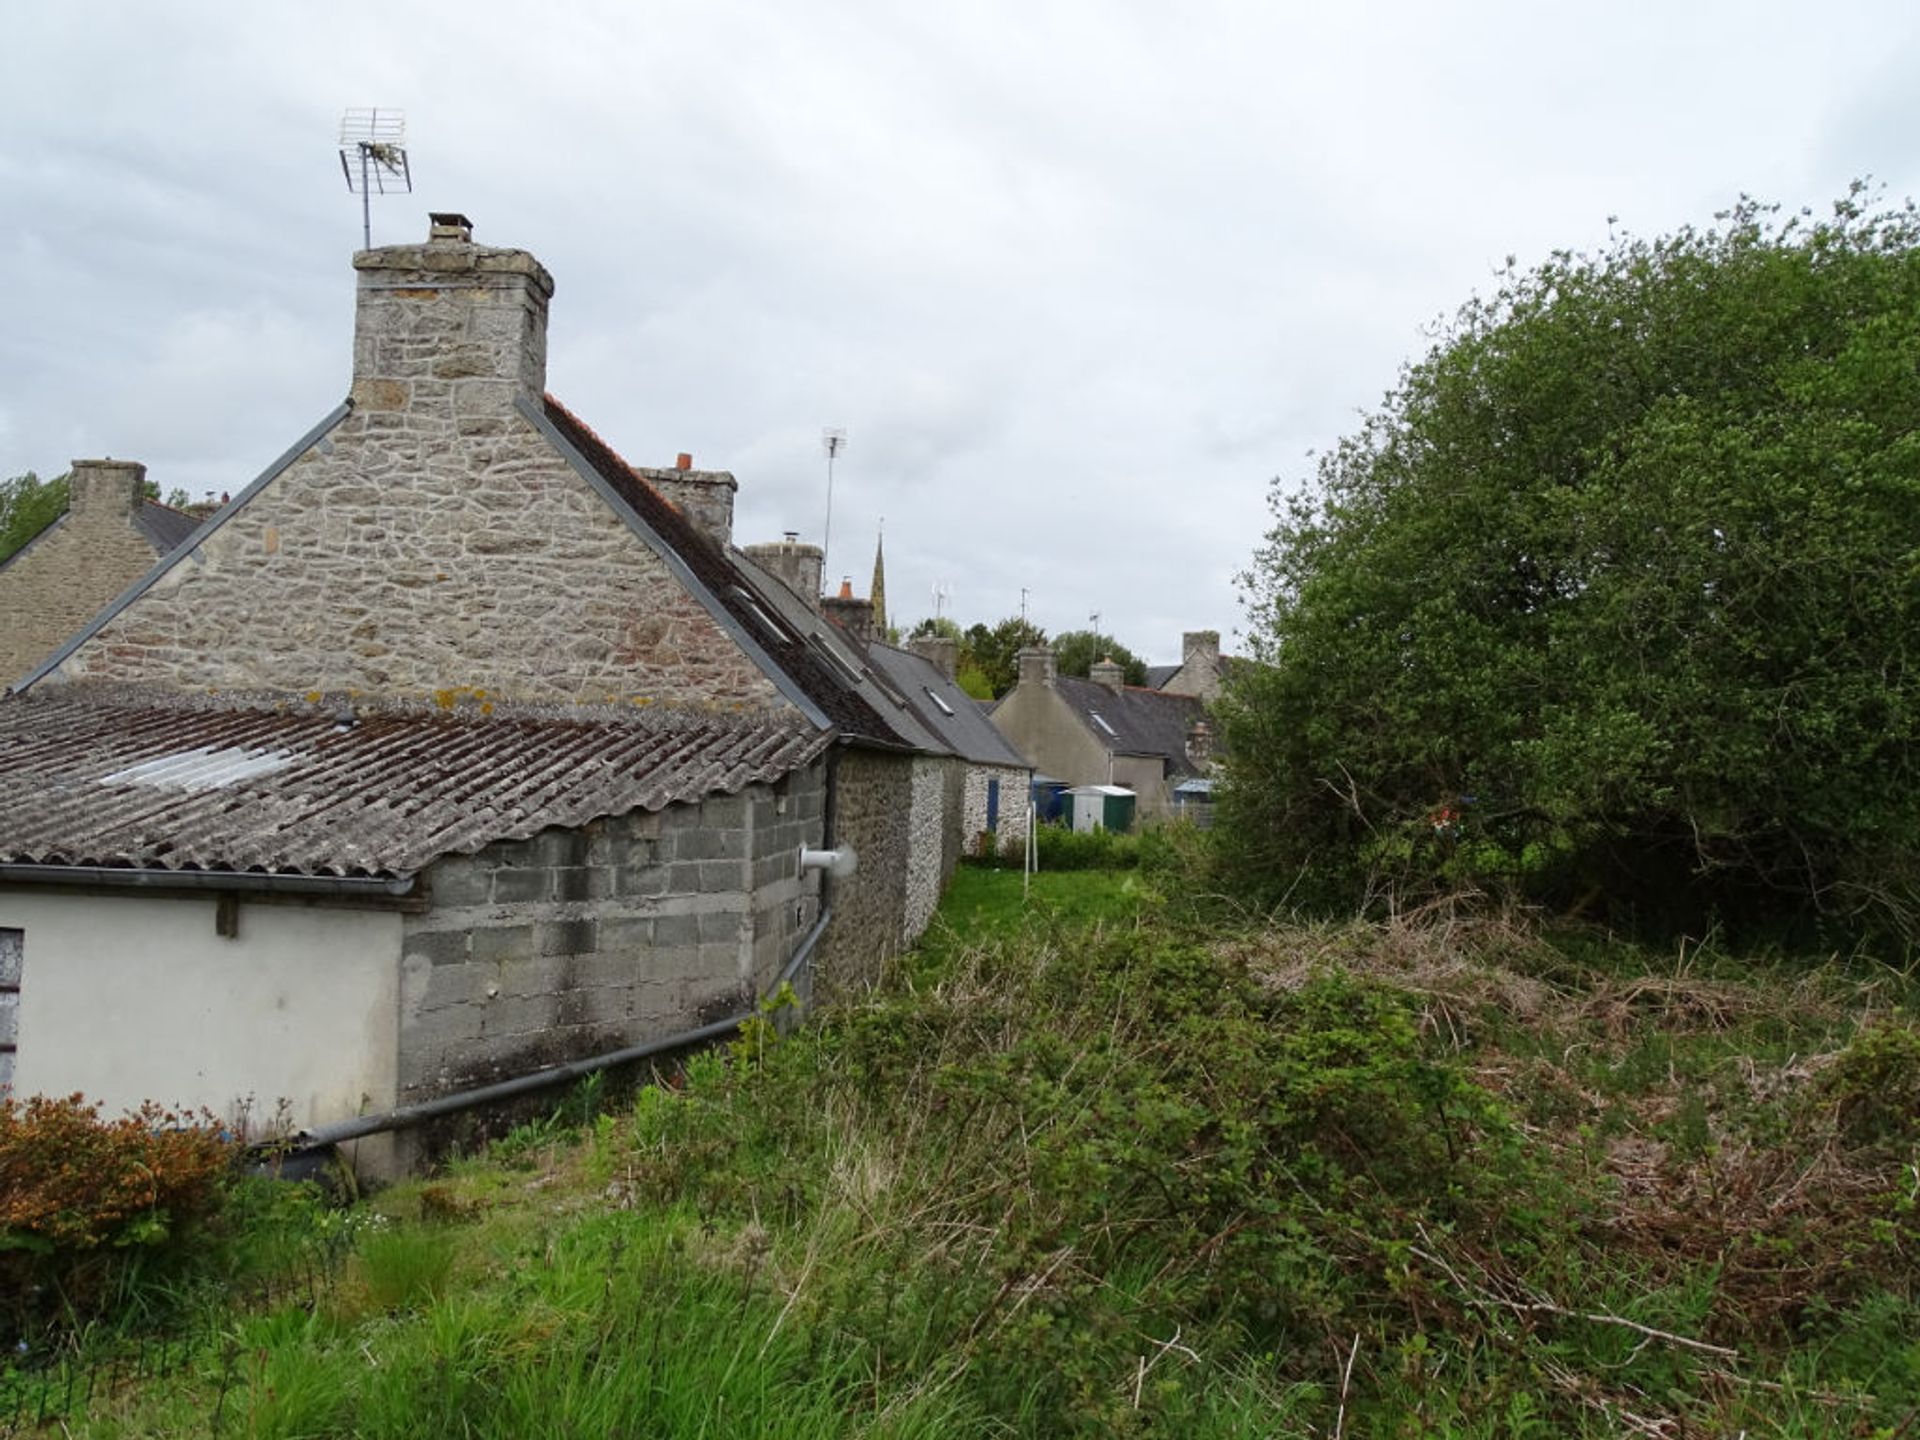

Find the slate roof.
[
  {"left": 865, "top": 643, "right": 1030, "bottom": 769},
  {"left": 1144, "top": 664, "right": 1180, "bottom": 689},
  {"left": 135, "top": 501, "right": 201, "bottom": 555},
  {"left": 0, "top": 689, "right": 828, "bottom": 880},
  {"left": 1050, "top": 676, "right": 1206, "bottom": 777}
]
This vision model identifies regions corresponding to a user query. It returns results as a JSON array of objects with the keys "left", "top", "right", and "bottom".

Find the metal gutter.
[
  {"left": 288, "top": 907, "right": 832, "bottom": 1150},
  {"left": 515, "top": 393, "right": 833, "bottom": 730},
  {"left": 13, "top": 403, "right": 355, "bottom": 694},
  {"left": 0, "top": 863, "right": 417, "bottom": 898}
]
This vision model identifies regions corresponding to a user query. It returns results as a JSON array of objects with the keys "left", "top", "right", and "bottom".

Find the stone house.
[
  {"left": 0, "top": 461, "right": 199, "bottom": 686},
  {"left": 1143, "top": 630, "right": 1240, "bottom": 702},
  {"left": 990, "top": 645, "right": 1211, "bottom": 823},
  {"left": 0, "top": 213, "right": 964, "bottom": 1173}
]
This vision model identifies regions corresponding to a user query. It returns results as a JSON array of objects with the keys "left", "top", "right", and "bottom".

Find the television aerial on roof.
[
  {"left": 338, "top": 108, "right": 413, "bottom": 250},
  {"left": 820, "top": 427, "right": 848, "bottom": 573}
]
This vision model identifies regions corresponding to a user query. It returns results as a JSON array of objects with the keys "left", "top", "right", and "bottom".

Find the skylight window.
[
  {"left": 923, "top": 687, "right": 956, "bottom": 717},
  {"left": 1090, "top": 713, "right": 1118, "bottom": 738}
]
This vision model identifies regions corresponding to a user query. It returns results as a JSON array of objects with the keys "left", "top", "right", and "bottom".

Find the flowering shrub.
[{"left": 0, "top": 1093, "right": 232, "bottom": 1335}]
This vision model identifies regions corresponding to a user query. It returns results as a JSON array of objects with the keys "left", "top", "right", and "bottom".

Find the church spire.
[{"left": 870, "top": 524, "right": 888, "bottom": 637}]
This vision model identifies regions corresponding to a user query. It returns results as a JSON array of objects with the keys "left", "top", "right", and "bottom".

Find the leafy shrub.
[
  {"left": 1035, "top": 822, "right": 1139, "bottom": 870},
  {"left": 1824, "top": 1022, "right": 1920, "bottom": 1148},
  {"left": 0, "top": 1093, "right": 232, "bottom": 1336}
]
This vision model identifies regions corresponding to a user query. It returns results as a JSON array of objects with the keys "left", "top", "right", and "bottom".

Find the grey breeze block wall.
[
  {"left": 396, "top": 763, "right": 825, "bottom": 1107},
  {"left": 53, "top": 234, "right": 783, "bottom": 710},
  {"left": 0, "top": 461, "right": 165, "bottom": 687}
]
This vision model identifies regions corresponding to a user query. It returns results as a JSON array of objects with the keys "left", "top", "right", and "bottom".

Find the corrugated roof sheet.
[{"left": 0, "top": 690, "right": 828, "bottom": 879}]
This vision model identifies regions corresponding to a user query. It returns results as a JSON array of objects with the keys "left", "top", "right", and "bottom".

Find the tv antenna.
[
  {"left": 1090, "top": 611, "right": 1102, "bottom": 634},
  {"left": 338, "top": 108, "right": 413, "bottom": 249},
  {"left": 931, "top": 581, "right": 953, "bottom": 620},
  {"left": 820, "top": 427, "right": 848, "bottom": 570}
]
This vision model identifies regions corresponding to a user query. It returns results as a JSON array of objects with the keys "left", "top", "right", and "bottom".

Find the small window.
[
  {"left": 0, "top": 928, "right": 20, "bottom": 1094},
  {"left": 923, "top": 687, "right": 956, "bottom": 718},
  {"left": 728, "top": 586, "right": 785, "bottom": 641},
  {"left": 1090, "top": 713, "right": 1118, "bottom": 738}
]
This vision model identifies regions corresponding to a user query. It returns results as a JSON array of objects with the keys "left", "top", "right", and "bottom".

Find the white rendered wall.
[{"left": 2, "top": 892, "right": 402, "bottom": 1135}]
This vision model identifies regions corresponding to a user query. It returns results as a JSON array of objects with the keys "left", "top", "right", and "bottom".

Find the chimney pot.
[
  {"left": 427, "top": 212, "right": 473, "bottom": 243},
  {"left": 675, "top": 453, "right": 693, "bottom": 471},
  {"left": 837, "top": 577, "right": 854, "bottom": 599}
]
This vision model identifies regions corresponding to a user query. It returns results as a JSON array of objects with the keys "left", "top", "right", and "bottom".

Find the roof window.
[{"left": 923, "top": 687, "right": 956, "bottom": 717}]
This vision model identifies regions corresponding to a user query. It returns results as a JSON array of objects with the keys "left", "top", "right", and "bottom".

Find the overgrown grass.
[{"left": 32, "top": 872, "right": 1920, "bottom": 1436}]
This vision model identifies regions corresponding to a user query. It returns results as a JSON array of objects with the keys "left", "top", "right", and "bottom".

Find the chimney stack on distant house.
[
  {"left": 1090, "top": 656, "right": 1124, "bottom": 693},
  {"left": 822, "top": 577, "right": 874, "bottom": 645},
  {"left": 1185, "top": 717, "right": 1214, "bottom": 770},
  {"left": 67, "top": 459, "right": 146, "bottom": 520},
  {"left": 743, "top": 532, "right": 825, "bottom": 614},
  {"left": 637, "top": 453, "right": 737, "bottom": 551},
  {"left": 908, "top": 633, "right": 958, "bottom": 681},
  {"left": 350, "top": 213, "right": 555, "bottom": 418},
  {"left": 1177, "top": 630, "right": 1222, "bottom": 700},
  {"left": 1016, "top": 644, "right": 1056, "bottom": 690}
]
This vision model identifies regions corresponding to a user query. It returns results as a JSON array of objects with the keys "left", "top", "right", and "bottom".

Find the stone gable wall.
[
  {"left": 1, "top": 488, "right": 162, "bottom": 688},
  {"left": 396, "top": 763, "right": 824, "bottom": 1110},
  {"left": 815, "top": 749, "right": 913, "bottom": 994},
  {"left": 48, "top": 408, "right": 784, "bottom": 708}
]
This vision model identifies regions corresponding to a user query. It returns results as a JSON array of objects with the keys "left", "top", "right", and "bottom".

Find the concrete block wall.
[{"left": 396, "top": 763, "right": 824, "bottom": 1104}]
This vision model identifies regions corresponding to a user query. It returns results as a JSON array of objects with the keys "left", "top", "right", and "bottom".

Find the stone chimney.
[
  {"left": 1162, "top": 629, "right": 1223, "bottom": 701},
  {"left": 350, "top": 213, "right": 555, "bottom": 422},
  {"left": 743, "top": 531, "right": 824, "bottom": 613},
  {"left": 636, "top": 452, "right": 737, "bottom": 550},
  {"left": 1016, "top": 644, "right": 1056, "bottom": 690},
  {"left": 822, "top": 577, "right": 873, "bottom": 645},
  {"left": 68, "top": 459, "right": 146, "bottom": 521},
  {"left": 908, "top": 633, "right": 958, "bottom": 680},
  {"left": 1185, "top": 717, "right": 1214, "bottom": 770},
  {"left": 1090, "top": 655, "right": 1124, "bottom": 693}
]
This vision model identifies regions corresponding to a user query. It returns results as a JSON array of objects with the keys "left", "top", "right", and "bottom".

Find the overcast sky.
[{"left": 4, "top": 3, "right": 1916, "bottom": 665}]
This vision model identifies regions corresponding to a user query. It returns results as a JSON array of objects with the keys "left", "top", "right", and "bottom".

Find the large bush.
[
  {"left": 0, "top": 1094, "right": 232, "bottom": 1335},
  {"left": 1221, "top": 187, "right": 1920, "bottom": 940}
]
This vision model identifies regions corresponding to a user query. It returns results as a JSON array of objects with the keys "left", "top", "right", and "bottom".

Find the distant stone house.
[
  {"left": 1144, "top": 629, "right": 1240, "bottom": 702},
  {"left": 0, "top": 213, "right": 966, "bottom": 1174},
  {"left": 0, "top": 461, "right": 199, "bottom": 685},
  {"left": 990, "top": 646, "right": 1211, "bottom": 823}
]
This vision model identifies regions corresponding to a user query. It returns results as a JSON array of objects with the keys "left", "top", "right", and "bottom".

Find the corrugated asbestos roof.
[{"left": 0, "top": 690, "right": 828, "bottom": 879}]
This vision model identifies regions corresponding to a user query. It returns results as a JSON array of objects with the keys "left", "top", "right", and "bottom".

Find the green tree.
[
  {"left": 962, "top": 616, "right": 1048, "bottom": 699},
  {"left": 1221, "top": 187, "right": 1920, "bottom": 941},
  {"left": 0, "top": 471, "right": 69, "bottom": 565},
  {"left": 1051, "top": 629, "right": 1148, "bottom": 687}
]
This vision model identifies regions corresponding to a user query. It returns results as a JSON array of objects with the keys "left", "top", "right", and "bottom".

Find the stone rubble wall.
[
  {"left": 814, "top": 748, "right": 912, "bottom": 994},
  {"left": 902, "top": 755, "right": 950, "bottom": 947},
  {"left": 0, "top": 491, "right": 162, "bottom": 688},
  {"left": 396, "top": 763, "right": 825, "bottom": 1107},
  {"left": 962, "top": 763, "right": 1032, "bottom": 856},
  {"left": 49, "top": 405, "right": 784, "bottom": 709}
]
